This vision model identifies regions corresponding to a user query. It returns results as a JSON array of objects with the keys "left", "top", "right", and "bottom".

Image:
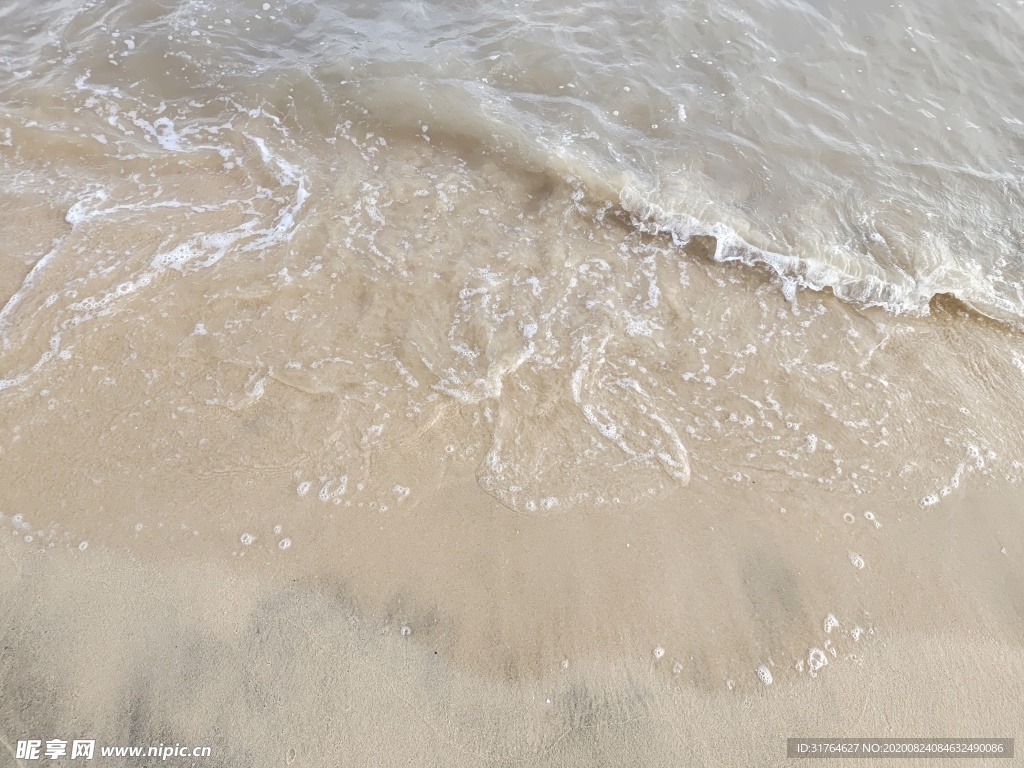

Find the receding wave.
[
  {"left": 351, "top": 76, "right": 1024, "bottom": 325},
  {"left": 618, "top": 183, "right": 1024, "bottom": 324}
]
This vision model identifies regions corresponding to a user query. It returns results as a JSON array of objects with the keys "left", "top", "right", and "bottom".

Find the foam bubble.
[
  {"left": 823, "top": 613, "right": 839, "bottom": 633},
  {"left": 756, "top": 665, "right": 773, "bottom": 685},
  {"left": 653, "top": 646, "right": 665, "bottom": 660},
  {"left": 808, "top": 648, "right": 828, "bottom": 674},
  {"left": 849, "top": 552, "right": 865, "bottom": 569},
  {"left": 296, "top": 481, "right": 311, "bottom": 496},
  {"left": 278, "top": 538, "right": 291, "bottom": 550},
  {"left": 240, "top": 533, "right": 255, "bottom": 546},
  {"left": 318, "top": 476, "right": 348, "bottom": 502},
  {"left": 967, "top": 444, "right": 982, "bottom": 467}
]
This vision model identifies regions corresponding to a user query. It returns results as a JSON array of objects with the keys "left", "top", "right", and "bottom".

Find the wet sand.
[{"left": 2, "top": 456, "right": 1022, "bottom": 767}]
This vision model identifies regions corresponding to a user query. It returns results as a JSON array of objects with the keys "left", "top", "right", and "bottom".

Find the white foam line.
[
  {"left": 0, "top": 239, "right": 62, "bottom": 337},
  {"left": 243, "top": 136, "right": 309, "bottom": 249},
  {"left": 0, "top": 334, "right": 63, "bottom": 392},
  {"left": 67, "top": 190, "right": 231, "bottom": 231}
]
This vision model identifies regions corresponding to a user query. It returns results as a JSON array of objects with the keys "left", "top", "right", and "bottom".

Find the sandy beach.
[{"left": 3, "top": 0, "right": 1024, "bottom": 763}]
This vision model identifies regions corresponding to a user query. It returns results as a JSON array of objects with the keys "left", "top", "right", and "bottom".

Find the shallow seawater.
[{"left": 1, "top": 0, "right": 1024, "bottom": 764}]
